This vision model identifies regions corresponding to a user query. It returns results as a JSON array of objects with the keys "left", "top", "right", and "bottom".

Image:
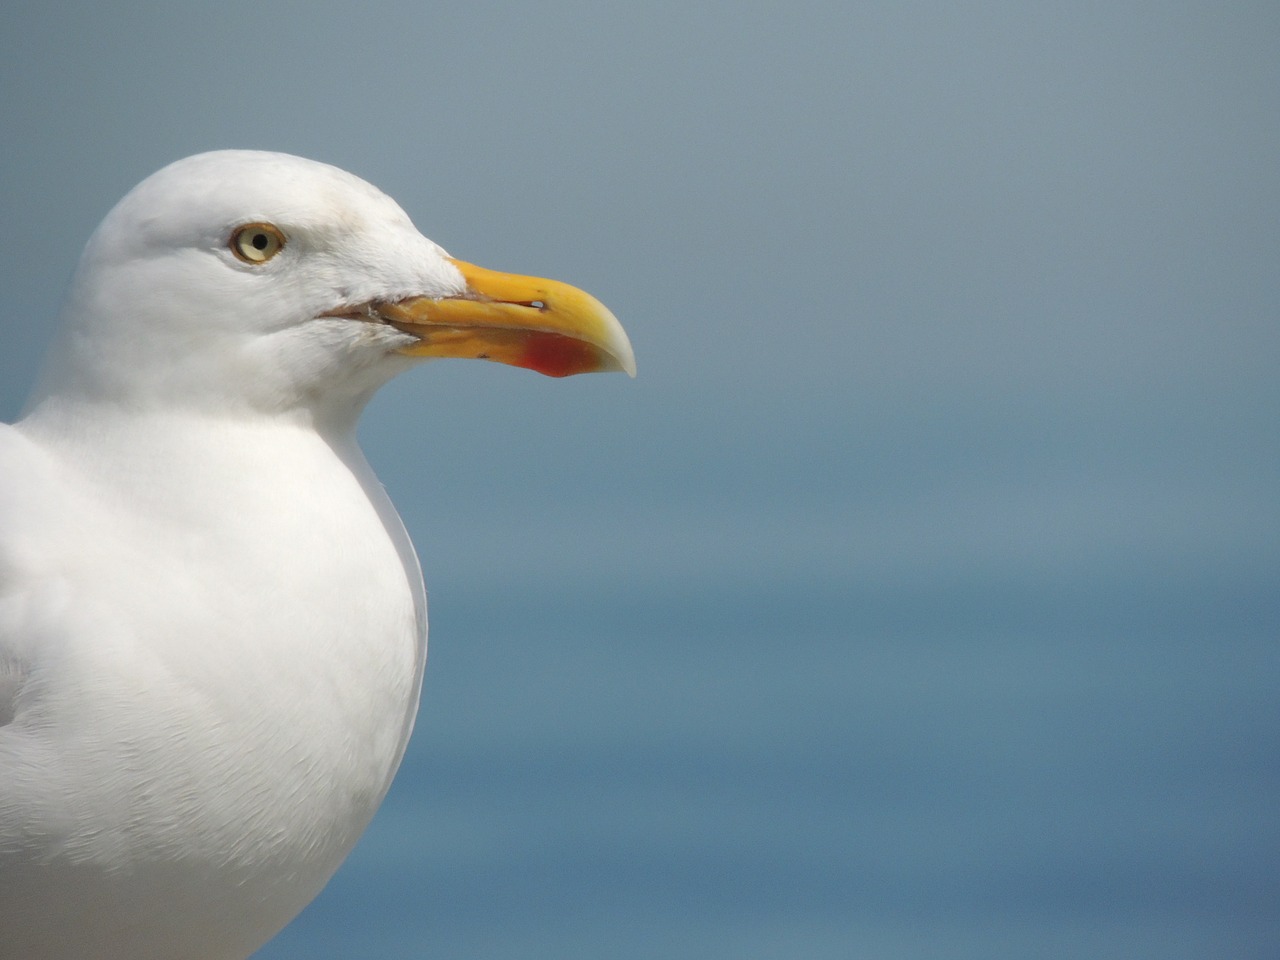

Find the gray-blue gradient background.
[{"left": 2, "top": 3, "right": 1277, "bottom": 957}]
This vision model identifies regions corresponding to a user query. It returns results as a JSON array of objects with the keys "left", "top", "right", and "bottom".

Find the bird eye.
[{"left": 230, "top": 222, "right": 286, "bottom": 264}]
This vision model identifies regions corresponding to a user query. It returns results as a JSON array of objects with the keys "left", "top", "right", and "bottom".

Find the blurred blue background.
[{"left": 2, "top": 2, "right": 1277, "bottom": 957}]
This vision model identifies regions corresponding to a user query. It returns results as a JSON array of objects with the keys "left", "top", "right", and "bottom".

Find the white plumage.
[{"left": 0, "top": 151, "right": 632, "bottom": 960}]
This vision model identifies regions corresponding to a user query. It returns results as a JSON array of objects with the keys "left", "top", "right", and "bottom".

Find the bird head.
[{"left": 32, "top": 151, "right": 634, "bottom": 423}]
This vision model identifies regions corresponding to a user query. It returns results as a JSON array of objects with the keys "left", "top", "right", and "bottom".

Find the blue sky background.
[{"left": 2, "top": 2, "right": 1277, "bottom": 957}]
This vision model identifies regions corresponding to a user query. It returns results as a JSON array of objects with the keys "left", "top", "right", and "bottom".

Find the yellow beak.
[{"left": 382, "top": 259, "right": 635, "bottom": 378}]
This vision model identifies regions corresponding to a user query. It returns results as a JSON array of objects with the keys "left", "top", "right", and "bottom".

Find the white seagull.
[{"left": 0, "top": 151, "right": 634, "bottom": 960}]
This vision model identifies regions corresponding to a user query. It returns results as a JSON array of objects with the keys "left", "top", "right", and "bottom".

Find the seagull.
[{"left": 0, "top": 150, "right": 634, "bottom": 960}]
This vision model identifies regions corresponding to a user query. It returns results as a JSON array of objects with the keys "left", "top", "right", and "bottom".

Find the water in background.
[{"left": 257, "top": 569, "right": 1278, "bottom": 959}]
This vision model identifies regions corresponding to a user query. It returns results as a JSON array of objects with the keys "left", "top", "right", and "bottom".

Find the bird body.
[
  {"left": 1, "top": 410, "right": 423, "bottom": 959},
  {"left": 0, "top": 151, "right": 632, "bottom": 959}
]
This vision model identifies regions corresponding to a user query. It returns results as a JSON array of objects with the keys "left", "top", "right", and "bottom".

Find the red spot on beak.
[{"left": 517, "top": 332, "right": 606, "bottom": 378}]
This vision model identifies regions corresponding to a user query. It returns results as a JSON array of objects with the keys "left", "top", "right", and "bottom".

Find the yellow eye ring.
[{"left": 230, "top": 222, "right": 286, "bottom": 264}]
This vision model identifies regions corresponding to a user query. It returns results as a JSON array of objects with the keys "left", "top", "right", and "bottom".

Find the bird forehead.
[{"left": 109, "top": 151, "right": 418, "bottom": 250}]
